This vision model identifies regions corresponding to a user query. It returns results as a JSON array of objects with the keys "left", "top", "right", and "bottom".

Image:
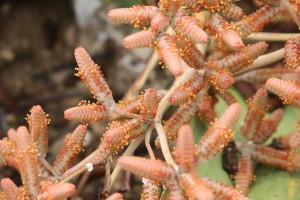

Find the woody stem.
[{"left": 246, "top": 33, "right": 300, "bottom": 41}]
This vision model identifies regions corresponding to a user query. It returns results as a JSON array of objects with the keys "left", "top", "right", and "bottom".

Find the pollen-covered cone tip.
[
  {"left": 1, "top": 178, "right": 22, "bottom": 199},
  {"left": 174, "top": 125, "right": 196, "bottom": 173},
  {"left": 53, "top": 124, "right": 87, "bottom": 177},
  {"left": 168, "top": 72, "right": 205, "bottom": 105},
  {"left": 198, "top": 103, "right": 241, "bottom": 163},
  {"left": 140, "top": 88, "right": 159, "bottom": 119},
  {"left": 240, "top": 88, "right": 269, "bottom": 141},
  {"left": 27, "top": 105, "right": 49, "bottom": 158},
  {"left": 74, "top": 47, "right": 115, "bottom": 111},
  {"left": 156, "top": 34, "right": 183, "bottom": 77},
  {"left": 289, "top": 121, "right": 300, "bottom": 149},
  {"left": 16, "top": 126, "right": 40, "bottom": 199},
  {"left": 266, "top": 78, "right": 300, "bottom": 107},
  {"left": 234, "top": 154, "right": 254, "bottom": 194},
  {"left": 141, "top": 179, "right": 161, "bottom": 200},
  {"left": 202, "top": 178, "right": 249, "bottom": 200}
]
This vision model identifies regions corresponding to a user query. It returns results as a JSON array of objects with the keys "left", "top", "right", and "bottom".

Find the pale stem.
[
  {"left": 153, "top": 68, "right": 196, "bottom": 167},
  {"left": 157, "top": 67, "right": 196, "bottom": 118},
  {"left": 60, "top": 165, "right": 90, "bottom": 183},
  {"left": 60, "top": 151, "right": 96, "bottom": 180},
  {"left": 39, "top": 157, "right": 54, "bottom": 174},
  {"left": 123, "top": 52, "right": 159, "bottom": 101},
  {"left": 154, "top": 120, "right": 176, "bottom": 166},
  {"left": 236, "top": 48, "right": 284, "bottom": 75},
  {"left": 71, "top": 170, "right": 91, "bottom": 200},
  {"left": 109, "top": 135, "right": 145, "bottom": 188},
  {"left": 122, "top": 27, "right": 173, "bottom": 101},
  {"left": 246, "top": 33, "right": 300, "bottom": 41},
  {"left": 112, "top": 107, "right": 143, "bottom": 120},
  {"left": 99, "top": 161, "right": 111, "bottom": 198},
  {"left": 145, "top": 125, "right": 156, "bottom": 160}
]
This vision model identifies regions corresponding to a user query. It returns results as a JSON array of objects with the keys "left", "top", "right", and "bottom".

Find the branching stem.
[
  {"left": 236, "top": 48, "right": 285, "bottom": 75},
  {"left": 109, "top": 135, "right": 145, "bottom": 188},
  {"left": 145, "top": 125, "right": 156, "bottom": 160},
  {"left": 246, "top": 33, "right": 300, "bottom": 41}
]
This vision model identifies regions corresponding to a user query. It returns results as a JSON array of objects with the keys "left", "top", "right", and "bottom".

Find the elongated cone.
[
  {"left": 222, "top": 4, "right": 244, "bottom": 19},
  {"left": 16, "top": 126, "right": 40, "bottom": 199},
  {"left": 284, "top": 36, "right": 300, "bottom": 72},
  {"left": 249, "top": 143, "right": 300, "bottom": 171},
  {"left": 75, "top": 47, "right": 115, "bottom": 111},
  {"left": 174, "top": 13, "right": 208, "bottom": 44},
  {"left": 53, "top": 125, "right": 87, "bottom": 176},
  {"left": 253, "top": 108, "right": 284, "bottom": 144},
  {"left": 266, "top": 78, "right": 300, "bottom": 107},
  {"left": 262, "top": 0, "right": 300, "bottom": 27},
  {"left": 173, "top": 125, "right": 196, "bottom": 173},
  {"left": 237, "top": 6, "right": 280, "bottom": 38},
  {"left": 178, "top": 172, "right": 214, "bottom": 200},
  {"left": 158, "top": 0, "right": 181, "bottom": 16},
  {"left": 141, "top": 179, "right": 161, "bottom": 200},
  {"left": 234, "top": 154, "right": 254, "bottom": 194},
  {"left": 216, "top": 41, "right": 268, "bottom": 74},
  {"left": 156, "top": 34, "right": 183, "bottom": 76},
  {"left": 123, "top": 29, "right": 157, "bottom": 49},
  {"left": 200, "top": 0, "right": 231, "bottom": 12},
  {"left": 202, "top": 178, "right": 249, "bottom": 200},
  {"left": 175, "top": 34, "right": 206, "bottom": 70},
  {"left": 107, "top": 193, "right": 124, "bottom": 200},
  {"left": 260, "top": 0, "right": 281, "bottom": 6},
  {"left": 163, "top": 99, "right": 198, "bottom": 142},
  {"left": 118, "top": 156, "right": 176, "bottom": 184},
  {"left": 240, "top": 88, "right": 269, "bottom": 141},
  {"left": 27, "top": 105, "right": 49, "bottom": 158},
  {"left": 205, "top": 65, "right": 234, "bottom": 92},
  {"left": 277, "top": 133, "right": 293, "bottom": 150},
  {"left": 236, "top": 67, "right": 290, "bottom": 85},
  {"left": 6, "top": 128, "right": 18, "bottom": 142},
  {"left": 0, "top": 191, "right": 7, "bottom": 200},
  {"left": 107, "top": 6, "right": 158, "bottom": 27},
  {"left": 181, "top": 0, "right": 198, "bottom": 9},
  {"left": 168, "top": 180, "right": 187, "bottom": 200},
  {"left": 140, "top": 88, "right": 159, "bottom": 119},
  {"left": 218, "top": 91, "right": 237, "bottom": 105},
  {"left": 198, "top": 103, "right": 241, "bottom": 163},
  {"left": 212, "top": 14, "right": 244, "bottom": 51},
  {"left": 0, "top": 138, "right": 18, "bottom": 169},
  {"left": 62, "top": 119, "right": 148, "bottom": 179},
  {"left": 197, "top": 92, "right": 218, "bottom": 123},
  {"left": 64, "top": 102, "right": 107, "bottom": 123},
  {"left": 1, "top": 178, "right": 21, "bottom": 200},
  {"left": 38, "top": 183, "right": 76, "bottom": 200},
  {"left": 151, "top": 13, "right": 170, "bottom": 32},
  {"left": 168, "top": 72, "right": 205, "bottom": 105},
  {"left": 290, "top": 122, "right": 300, "bottom": 149}
]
